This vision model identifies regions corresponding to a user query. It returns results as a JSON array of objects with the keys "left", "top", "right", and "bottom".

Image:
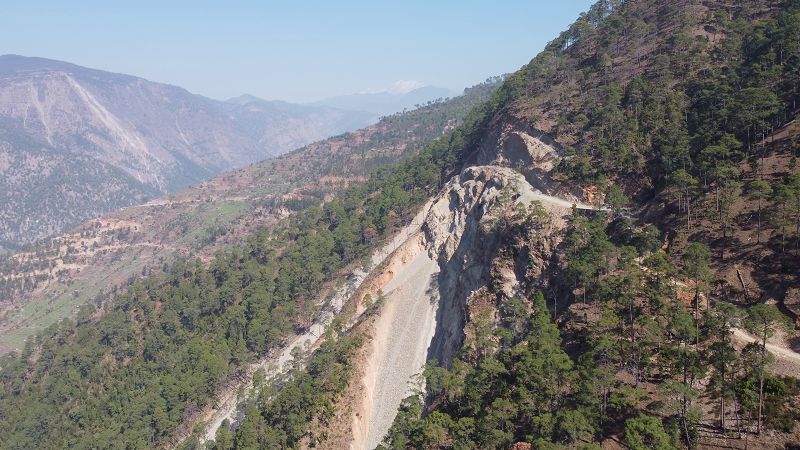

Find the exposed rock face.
[
  {"left": 351, "top": 123, "right": 587, "bottom": 449},
  {"left": 475, "top": 119, "right": 583, "bottom": 202},
  {"left": 424, "top": 166, "right": 527, "bottom": 367}
]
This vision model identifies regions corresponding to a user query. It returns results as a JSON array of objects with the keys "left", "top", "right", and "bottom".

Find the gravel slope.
[{"left": 364, "top": 248, "right": 440, "bottom": 450}]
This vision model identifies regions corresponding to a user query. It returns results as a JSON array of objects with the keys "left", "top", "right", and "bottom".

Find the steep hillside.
[
  {"left": 363, "top": 1, "right": 800, "bottom": 449},
  {"left": 0, "top": 78, "right": 501, "bottom": 352},
  {"left": 0, "top": 70, "right": 506, "bottom": 446},
  {"left": 2, "top": 1, "right": 800, "bottom": 450},
  {"left": 0, "top": 55, "right": 376, "bottom": 248},
  {"left": 192, "top": 0, "right": 800, "bottom": 449}
]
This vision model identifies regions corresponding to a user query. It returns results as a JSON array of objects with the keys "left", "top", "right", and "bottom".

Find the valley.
[
  {"left": 0, "top": 57, "right": 457, "bottom": 249},
  {"left": 0, "top": 78, "right": 502, "bottom": 351},
  {"left": 2, "top": 1, "right": 800, "bottom": 450}
]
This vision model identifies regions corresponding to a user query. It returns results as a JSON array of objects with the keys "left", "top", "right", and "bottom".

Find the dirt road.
[
  {"left": 731, "top": 327, "right": 800, "bottom": 378},
  {"left": 732, "top": 328, "right": 800, "bottom": 364}
]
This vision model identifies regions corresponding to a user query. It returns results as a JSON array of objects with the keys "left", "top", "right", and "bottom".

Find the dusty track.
[
  {"left": 731, "top": 328, "right": 800, "bottom": 364},
  {"left": 731, "top": 327, "right": 800, "bottom": 378}
]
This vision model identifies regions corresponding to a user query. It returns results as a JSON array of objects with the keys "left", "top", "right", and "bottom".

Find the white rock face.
[{"left": 353, "top": 123, "right": 592, "bottom": 449}]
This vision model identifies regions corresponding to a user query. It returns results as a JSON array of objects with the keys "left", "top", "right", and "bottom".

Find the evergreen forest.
[{"left": 1, "top": 0, "right": 800, "bottom": 449}]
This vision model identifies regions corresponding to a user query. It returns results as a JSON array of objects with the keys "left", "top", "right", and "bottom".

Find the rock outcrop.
[{"left": 350, "top": 122, "right": 589, "bottom": 449}]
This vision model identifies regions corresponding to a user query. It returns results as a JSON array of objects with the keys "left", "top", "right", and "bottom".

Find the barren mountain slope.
[{"left": 0, "top": 55, "right": 376, "bottom": 247}]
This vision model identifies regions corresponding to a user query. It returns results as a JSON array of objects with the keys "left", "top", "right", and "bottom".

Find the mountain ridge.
[
  {"left": 0, "top": 55, "right": 378, "bottom": 248},
  {"left": 2, "top": 1, "right": 800, "bottom": 449},
  {"left": 359, "top": 80, "right": 426, "bottom": 95},
  {"left": 0, "top": 76, "right": 503, "bottom": 355}
]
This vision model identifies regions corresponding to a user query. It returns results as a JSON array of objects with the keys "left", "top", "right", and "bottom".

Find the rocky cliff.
[{"left": 345, "top": 121, "right": 595, "bottom": 449}]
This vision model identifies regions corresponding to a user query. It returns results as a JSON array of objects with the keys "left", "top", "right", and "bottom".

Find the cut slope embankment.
[
  {"left": 352, "top": 166, "right": 581, "bottom": 449},
  {"left": 351, "top": 125, "right": 587, "bottom": 449},
  {"left": 358, "top": 238, "right": 441, "bottom": 450}
]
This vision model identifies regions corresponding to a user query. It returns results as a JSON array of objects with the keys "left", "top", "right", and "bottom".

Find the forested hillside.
[
  {"left": 376, "top": 0, "right": 800, "bottom": 449},
  {"left": 2, "top": 0, "right": 800, "bottom": 449},
  {"left": 0, "top": 77, "right": 500, "bottom": 354},
  {"left": 0, "top": 65, "right": 509, "bottom": 447}
]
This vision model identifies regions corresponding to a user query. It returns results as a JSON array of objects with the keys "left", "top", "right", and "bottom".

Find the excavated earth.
[
  {"left": 349, "top": 122, "right": 593, "bottom": 450},
  {"left": 192, "top": 122, "right": 599, "bottom": 450},
  {"left": 193, "top": 119, "right": 800, "bottom": 450}
]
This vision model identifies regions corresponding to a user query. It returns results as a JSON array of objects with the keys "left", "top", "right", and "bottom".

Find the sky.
[{"left": 0, "top": 1, "right": 596, "bottom": 103}]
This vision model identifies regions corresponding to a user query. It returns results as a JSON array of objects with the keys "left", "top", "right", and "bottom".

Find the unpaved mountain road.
[
  {"left": 731, "top": 328, "right": 800, "bottom": 377},
  {"left": 528, "top": 189, "right": 597, "bottom": 210},
  {"left": 731, "top": 328, "right": 800, "bottom": 363}
]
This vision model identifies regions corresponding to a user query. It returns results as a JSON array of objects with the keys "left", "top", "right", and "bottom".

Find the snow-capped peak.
[{"left": 359, "top": 80, "right": 426, "bottom": 95}]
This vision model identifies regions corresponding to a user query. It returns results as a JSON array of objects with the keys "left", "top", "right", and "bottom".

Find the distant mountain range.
[
  {"left": 0, "top": 75, "right": 503, "bottom": 354},
  {"left": 221, "top": 94, "right": 379, "bottom": 138},
  {"left": 0, "top": 55, "right": 380, "bottom": 248},
  {"left": 309, "top": 80, "right": 459, "bottom": 116},
  {"left": 0, "top": 56, "right": 462, "bottom": 249}
]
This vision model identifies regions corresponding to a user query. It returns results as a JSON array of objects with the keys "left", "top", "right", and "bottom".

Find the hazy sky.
[{"left": 1, "top": 1, "right": 596, "bottom": 103}]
